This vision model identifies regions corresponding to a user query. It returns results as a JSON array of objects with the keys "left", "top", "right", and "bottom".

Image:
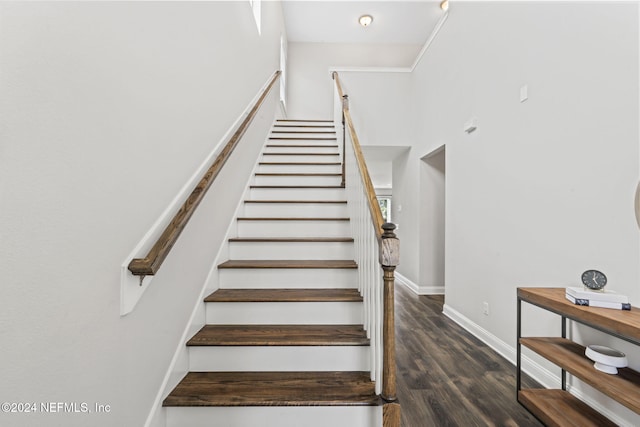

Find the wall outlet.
[{"left": 483, "top": 302, "right": 490, "bottom": 316}]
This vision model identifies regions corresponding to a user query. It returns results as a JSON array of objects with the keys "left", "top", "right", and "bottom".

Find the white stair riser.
[
  {"left": 237, "top": 220, "right": 350, "bottom": 237},
  {"left": 243, "top": 202, "right": 348, "bottom": 217},
  {"left": 266, "top": 140, "right": 339, "bottom": 147},
  {"left": 262, "top": 154, "right": 340, "bottom": 163},
  {"left": 258, "top": 163, "right": 342, "bottom": 174},
  {"left": 253, "top": 175, "right": 342, "bottom": 186},
  {"left": 264, "top": 145, "right": 338, "bottom": 154},
  {"left": 249, "top": 187, "right": 345, "bottom": 201},
  {"left": 205, "top": 301, "right": 362, "bottom": 324},
  {"left": 229, "top": 241, "right": 353, "bottom": 260},
  {"left": 219, "top": 268, "right": 357, "bottom": 289},
  {"left": 188, "top": 346, "right": 369, "bottom": 372},
  {"left": 166, "top": 406, "right": 381, "bottom": 427}
]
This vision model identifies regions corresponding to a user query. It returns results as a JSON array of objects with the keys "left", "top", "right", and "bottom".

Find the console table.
[{"left": 517, "top": 287, "right": 640, "bottom": 426}]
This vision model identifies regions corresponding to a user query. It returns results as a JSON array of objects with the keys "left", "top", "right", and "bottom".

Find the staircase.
[{"left": 162, "top": 119, "right": 382, "bottom": 426}]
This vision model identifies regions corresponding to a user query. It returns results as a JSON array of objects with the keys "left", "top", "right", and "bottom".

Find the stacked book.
[{"left": 565, "top": 287, "right": 631, "bottom": 311}]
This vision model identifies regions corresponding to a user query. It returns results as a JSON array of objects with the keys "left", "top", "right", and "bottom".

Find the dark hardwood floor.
[{"left": 395, "top": 284, "right": 542, "bottom": 427}]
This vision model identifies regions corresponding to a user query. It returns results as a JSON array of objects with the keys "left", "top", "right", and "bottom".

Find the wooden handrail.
[
  {"left": 332, "top": 71, "right": 400, "bottom": 427},
  {"left": 332, "top": 72, "right": 385, "bottom": 241},
  {"left": 129, "top": 70, "right": 281, "bottom": 277}
]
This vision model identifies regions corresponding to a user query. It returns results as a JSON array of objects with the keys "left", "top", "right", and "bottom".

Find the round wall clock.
[{"left": 581, "top": 269, "right": 607, "bottom": 290}]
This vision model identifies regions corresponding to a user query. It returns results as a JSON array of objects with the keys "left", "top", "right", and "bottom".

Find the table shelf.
[
  {"left": 517, "top": 287, "right": 640, "bottom": 426},
  {"left": 520, "top": 337, "right": 640, "bottom": 413},
  {"left": 518, "top": 389, "right": 617, "bottom": 427}
]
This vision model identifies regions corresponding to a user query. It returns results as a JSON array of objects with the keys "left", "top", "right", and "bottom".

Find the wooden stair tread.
[
  {"left": 250, "top": 185, "right": 344, "bottom": 189},
  {"left": 218, "top": 260, "right": 358, "bottom": 269},
  {"left": 266, "top": 144, "right": 339, "bottom": 148},
  {"left": 276, "top": 119, "right": 333, "bottom": 122},
  {"left": 274, "top": 125, "right": 335, "bottom": 128},
  {"left": 229, "top": 237, "right": 353, "bottom": 242},
  {"left": 244, "top": 200, "right": 347, "bottom": 204},
  {"left": 205, "top": 288, "right": 362, "bottom": 302},
  {"left": 187, "top": 324, "right": 369, "bottom": 346},
  {"left": 271, "top": 131, "right": 336, "bottom": 134},
  {"left": 163, "top": 371, "right": 378, "bottom": 407},
  {"left": 259, "top": 162, "right": 341, "bottom": 166},
  {"left": 263, "top": 152, "right": 339, "bottom": 156},
  {"left": 269, "top": 137, "right": 337, "bottom": 140},
  {"left": 236, "top": 217, "right": 349, "bottom": 221},
  {"left": 255, "top": 173, "right": 341, "bottom": 176}
]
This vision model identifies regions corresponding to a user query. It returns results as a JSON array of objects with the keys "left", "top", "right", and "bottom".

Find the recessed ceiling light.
[
  {"left": 359, "top": 15, "right": 373, "bottom": 27},
  {"left": 440, "top": 0, "right": 449, "bottom": 11}
]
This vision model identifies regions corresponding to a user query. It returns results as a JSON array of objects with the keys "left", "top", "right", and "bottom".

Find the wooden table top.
[{"left": 518, "top": 287, "right": 640, "bottom": 344}]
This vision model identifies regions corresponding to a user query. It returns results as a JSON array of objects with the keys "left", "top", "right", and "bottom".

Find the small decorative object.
[
  {"left": 581, "top": 269, "right": 607, "bottom": 291},
  {"left": 585, "top": 345, "right": 628, "bottom": 374}
]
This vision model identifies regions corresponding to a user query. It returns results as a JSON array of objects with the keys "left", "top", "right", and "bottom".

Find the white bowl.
[{"left": 585, "top": 345, "right": 628, "bottom": 374}]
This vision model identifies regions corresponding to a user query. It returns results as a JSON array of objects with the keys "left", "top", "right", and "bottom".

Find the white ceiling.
[{"left": 282, "top": 1, "right": 445, "bottom": 44}]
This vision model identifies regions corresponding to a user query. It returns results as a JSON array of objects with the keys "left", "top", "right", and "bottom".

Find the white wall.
[
  {"left": 338, "top": 72, "right": 415, "bottom": 148},
  {"left": 414, "top": 0, "right": 639, "bottom": 344},
  {"left": 287, "top": 42, "right": 420, "bottom": 118},
  {"left": 0, "top": 2, "right": 284, "bottom": 426},
  {"left": 446, "top": 2, "right": 638, "bottom": 424},
  {"left": 336, "top": 70, "right": 420, "bottom": 285},
  {"left": 337, "top": 2, "right": 640, "bottom": 424},
  {"left": 424, "top": 4, "right": 639, "bottom": 423}
]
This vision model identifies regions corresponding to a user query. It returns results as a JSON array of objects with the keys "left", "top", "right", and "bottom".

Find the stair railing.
[
  {"left": 128, "top": 70, "right": 281, "bottom": 279},
  {"left": 332, "top": 71, "right": 400, "bottom": 426}
]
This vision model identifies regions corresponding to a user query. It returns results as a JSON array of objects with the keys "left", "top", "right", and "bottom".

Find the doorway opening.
[{"left": 420, "top": 145, "right": 446, "bottom": 295}]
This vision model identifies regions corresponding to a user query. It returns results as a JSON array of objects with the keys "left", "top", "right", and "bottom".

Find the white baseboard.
[
  {"left": 442, "top": 304, "right": 635, "bottom": 427},
  {"left": 442, "top": 304, "right": 553, "bottom": 384},
  {"left": 395, "top": 272, "right": 444, "bottom": 295}
]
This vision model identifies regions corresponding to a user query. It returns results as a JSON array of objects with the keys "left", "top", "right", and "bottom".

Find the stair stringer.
[{"left": 143, "top": 132, "right": 273, "bottom": 427}]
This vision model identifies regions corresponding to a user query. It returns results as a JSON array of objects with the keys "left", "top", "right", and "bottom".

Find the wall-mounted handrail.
[
  {"left": 332, "top": 71, "right": 400, "bottom": 426},
  {"left": 128, "top": 70, "right": 281, "bottom": 277}
]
